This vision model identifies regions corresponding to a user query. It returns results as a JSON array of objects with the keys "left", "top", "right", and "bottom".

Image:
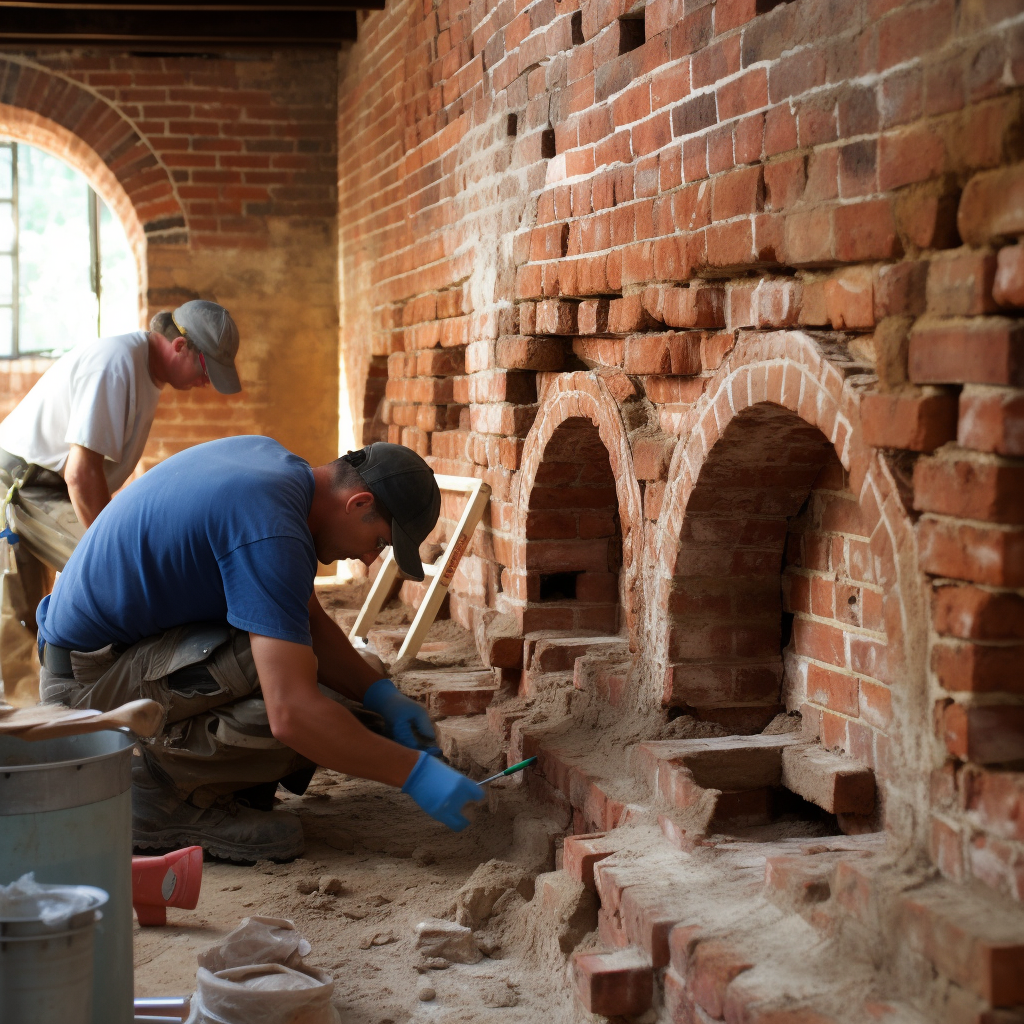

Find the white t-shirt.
[{"left": 0, "top": 331, "right": 164, "bottom": 492}]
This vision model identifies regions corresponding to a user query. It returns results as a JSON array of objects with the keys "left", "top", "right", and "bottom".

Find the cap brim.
[
  {"left": 390, "top": 520, "right": 425, "bottom": 581},
  {"left": 205, "top": 357, "right": 242, "bottom": 395}
]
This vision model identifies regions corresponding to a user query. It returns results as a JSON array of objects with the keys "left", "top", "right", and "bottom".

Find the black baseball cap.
[{"left": 344, "top": 443, "right": 441, "bottom": 581}]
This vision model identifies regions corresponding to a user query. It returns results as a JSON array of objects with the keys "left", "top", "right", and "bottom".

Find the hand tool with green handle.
[{"left": 479, "top": 756, "right": 538, "bottom": 785}]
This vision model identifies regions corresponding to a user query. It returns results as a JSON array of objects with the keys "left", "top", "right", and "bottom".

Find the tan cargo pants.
[
  {"left": 0, "top": 456, "right": 79, "bottom": 706},
  {"left": 39, "top": 624, "right": 312, "bottom": 807}
]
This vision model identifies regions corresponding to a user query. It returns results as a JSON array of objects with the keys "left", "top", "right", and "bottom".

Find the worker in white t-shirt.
[{"left": 0, "top": 299, "right": 241, "bottom": 702}]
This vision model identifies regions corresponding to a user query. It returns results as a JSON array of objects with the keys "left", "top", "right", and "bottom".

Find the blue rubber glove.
[
  {"left": 402, "top": 751, "right": 485, "bottom": 831},
  {"left": 362, "top": 678, "right": 441, "bottom": 757}
]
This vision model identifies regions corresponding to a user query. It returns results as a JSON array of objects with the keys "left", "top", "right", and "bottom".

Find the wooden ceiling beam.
[
  {"left": 0, "top": 9, "right": 361, "bottom": 44},
  {"left": 0, "top": 1, "right": 382, "bottom": 8}
]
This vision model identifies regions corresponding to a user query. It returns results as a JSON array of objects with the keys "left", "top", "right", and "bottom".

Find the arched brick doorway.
[
  {"left": 653, "top": 332, "right": 923, "bottom": 833},
  {"left": 511, "top": 372, "right": 644, "bottom": 646}
]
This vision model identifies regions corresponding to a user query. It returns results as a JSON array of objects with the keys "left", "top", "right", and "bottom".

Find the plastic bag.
[
  {"left": 0, "top": 872, "right": 99, "bottom": 926},
  {"left": 186, "top": 917, "right": 339, "bottom": 1024},
  {"left": 197, "top": 916, "right": 311, "bottom": 973}
]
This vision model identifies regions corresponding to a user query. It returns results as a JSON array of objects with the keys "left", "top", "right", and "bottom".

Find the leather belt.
[{"left": 40, "top": 642, "right": 74, "bottom": 678}]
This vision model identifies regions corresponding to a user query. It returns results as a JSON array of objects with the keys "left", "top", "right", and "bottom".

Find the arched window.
[{"left": 0, "top": 140, "right": 138, "bottom": 357}]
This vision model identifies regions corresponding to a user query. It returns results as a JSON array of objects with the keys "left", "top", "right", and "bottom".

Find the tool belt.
[{"left": 40, "top": 640, "right": 74, "bottom": 677}]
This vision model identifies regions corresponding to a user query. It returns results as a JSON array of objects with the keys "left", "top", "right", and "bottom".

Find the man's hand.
[
  {"left": 250, "top": 633, "right": 482, "bottom": 831},
  {"left": 401, "top": 751, "right": 485, "bottom": 831},
  {"left": 65, "top": 444, "right": 111, "bottom": 527},
  {"left": 362, "top": 678, "right": 440, "bottom": 756}
]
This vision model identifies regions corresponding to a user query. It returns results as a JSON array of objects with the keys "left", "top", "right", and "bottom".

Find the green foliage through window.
[{"left": 0, "top": 140, "right": 139, "bottom": 358}]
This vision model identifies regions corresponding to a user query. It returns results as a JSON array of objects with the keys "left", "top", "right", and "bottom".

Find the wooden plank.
[
  {"left": 0, "top": 9, "right": 360, "bottom": 43},
  {"left": 0, "top": 2, "right": 382, "bottom": 8}
]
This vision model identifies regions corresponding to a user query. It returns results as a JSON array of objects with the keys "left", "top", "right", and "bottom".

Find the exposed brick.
[
  {"left": 824, "top": 267, "right": 874, "bottom": 329},
  {"left": 958, "top": 385, "right": 1024, "bottom": 456},
  {"left": 909, "top": 319, "right": 1024, "bottom": 387},
  {"left": 958, "top": 163, "right": 1024, "bottom": 247},
  {"left": 933, "top": 584, "right": 1024, "bottom": 641},
  {"left": 496, "top": 336, "right": 567, "bottom": 370},
  {"left": 993, "top": 244, "right": 1024, "bottom": 308},
  {"left": 572, "top": 950, "right": 653, "bottom": 1017},
  {"left": 623, "top": 332, "right": 703, "bottom": 374},
  {"left": 926, "top": 250, "right": 999, "bottom": 317},
  {"left": 860, "top": 390, "right": 959, "bottom": 452},
  {"left": 914, "top": 450, "right": 1024, "bottom": 523}
]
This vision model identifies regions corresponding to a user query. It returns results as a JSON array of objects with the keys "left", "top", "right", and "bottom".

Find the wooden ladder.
[{"left": 349, "top": 473, "right": 491, "bottom": 664}]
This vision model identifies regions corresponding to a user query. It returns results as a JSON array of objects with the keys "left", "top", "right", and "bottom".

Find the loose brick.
[
  {"left": 958, "top": 385, "right": 1024, "bottom": 456},
  {"left": 919, "top": 516, "right": 1024, "bottom": 587},
  {"left": 496, "top": 336, "right": 567, "bottom": 370},
  {"left": 933, "top": 584, "right": 1024, "bottom": 641},
  {"left": 824, "top": 267, "right": 874, "bottom": 329},
  {"left": 572, "top": 949, "right": 653, "bottom": 1017},
  {"left": 859, "top": 390, "right": 958, "bottom": 452},
  {"left": 536, "top": 299, "right": 579, "bottom": 335},
  {"left": 623, "top": 332, "right": 703, "bottom": 374},
  {"left": 909, "top": 319, "right": 1024, "bottom": 387},
  {"left": 932, "top": 640, "right": 1024, "bottom": 694},
  {"left": 926, "top": 250, "right": 998, "bottom": 317},
  {"left": 913, "top": 450, "right": 1024, "bottom": 523},
  {"left": 993, "top": 244, "right": 1024, "bottom": 308},
  {"left": 958, "top": 162, "right": 1024, "bottom": 246}
]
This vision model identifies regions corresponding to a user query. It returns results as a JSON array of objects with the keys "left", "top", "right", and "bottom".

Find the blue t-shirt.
[{"left": 38, "top": 435, "right": 318, "bottom": 652}]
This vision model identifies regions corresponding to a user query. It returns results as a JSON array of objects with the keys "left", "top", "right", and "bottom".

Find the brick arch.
[
  {"left": 0, "top": 103, "right": 148, "bottom": 309},
  {"left": 511, "top": 370, "right": 645, "bottom": 640},
  {"left": 0, "top": 58, "right": 186, "bottom": 249},
  {"left": 651, "top": 332, "right": 919, "bottom": 762}
]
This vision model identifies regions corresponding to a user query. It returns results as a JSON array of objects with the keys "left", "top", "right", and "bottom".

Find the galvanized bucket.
[
  {"left": 0, "top": 730, "right": 134, "bottom": 1024},
  {"left": 0, "top": 882, "right": 109, "bottom": 1024}
]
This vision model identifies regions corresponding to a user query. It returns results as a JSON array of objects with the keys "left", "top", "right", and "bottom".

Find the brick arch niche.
[
  {"left": 654, "top": 334, "right": 918, "bottom": 828},
  {"left": 510, "top": 374, "right": 644, "bottom": 644}
]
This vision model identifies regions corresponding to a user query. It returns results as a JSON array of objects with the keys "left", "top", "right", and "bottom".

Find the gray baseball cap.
[
  {"left": 345, "top": 443, "right": 441, "bottom": 581},
  {"left": 171, "top": 299, "right": 241, "bottom": 394}
]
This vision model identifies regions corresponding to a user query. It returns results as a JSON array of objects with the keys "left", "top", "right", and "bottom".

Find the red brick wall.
[
  {"left": 337, "top": 0, "right": 1024, "bottom": 901},
  {"left": 0, "top": 50, "right": 340, "bottom": 471}
]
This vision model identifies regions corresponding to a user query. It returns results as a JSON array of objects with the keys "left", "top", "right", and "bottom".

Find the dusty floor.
[
  {"left": 133, "top": 580, "right": 581, "bottom": 1023},
  {"left": 133, "top": 772, "right": 572, "bottom": 1022}
]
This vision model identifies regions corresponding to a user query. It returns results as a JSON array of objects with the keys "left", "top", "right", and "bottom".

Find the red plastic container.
[{"left": 131, "top": 846, "right": 203, "bottom": 926}]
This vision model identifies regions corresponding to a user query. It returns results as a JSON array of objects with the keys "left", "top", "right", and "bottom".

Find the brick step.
[
  {"left": 401, "top": 668, "right": 500, "bottom": 717},
  {"left": 898, "top": 878, "right": 1024, "bottom": 1009},
  {"left": 435, "top": 714, "right": 505, "bottom": 776},
  {"left": 573, "top": 649, "right": 631, "bottom": 707},
  {"left": 639, "top": 734, "right": 876, "bottom": 838},
  {"left": 520, "top": 631, "right": 628, "bottom": 695},
  {"left": 559, "top": 828, "right": 957, "bottom": 1024}
]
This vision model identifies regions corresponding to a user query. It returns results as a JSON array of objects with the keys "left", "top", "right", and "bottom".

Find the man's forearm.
[
  {"left": 65, "top": 445, "right": 111, "bottom": 528},
  {"left": 307, "top": 592, "right": 383, "bottom": 701},
  {"left": 251, "top": 633, "right": 418, "bottom": 785}
]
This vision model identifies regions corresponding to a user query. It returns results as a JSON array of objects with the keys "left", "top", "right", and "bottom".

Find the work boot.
[{"left": 131, "top": 761, "right": 305, "bottom": 862}]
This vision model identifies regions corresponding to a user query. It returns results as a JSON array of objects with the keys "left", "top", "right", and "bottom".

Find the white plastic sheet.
[{"left": 0, "top": 872, "right": 97, "bottom": 926}]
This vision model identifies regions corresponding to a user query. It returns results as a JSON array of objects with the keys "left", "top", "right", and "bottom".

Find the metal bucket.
[
  {"left": 0, "top": 882, "right": 108, "bottom": 1024},
  {"left": 0, "top": 730, "right": 134, "bottom": 1024}
]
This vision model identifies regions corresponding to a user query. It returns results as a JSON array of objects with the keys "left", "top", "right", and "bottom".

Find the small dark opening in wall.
[
  {"left": 541, "top": 127, "right": 556, "bottom": 159},
  {"left": 771, "top": 787, "right": 840, "bottom": 834},
  {"left": 540, "top": 571, "right": 579, "bottom": 601},
  {"left": 780, "top": 610, "right": 795, "bottom": 651},
  {"left": 571, "top": 10, "right": 585, "bottom": 45},
  {"left": 507, "top": 112, "right": 518, "bottom": 137},
  {"left": 618, "top": 14, "right": 645, "bottom": 54}
]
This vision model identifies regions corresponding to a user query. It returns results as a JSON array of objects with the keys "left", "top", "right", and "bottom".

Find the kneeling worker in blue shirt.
[{"left": 36, "top": 436, "right": 484, "bottom": 861}]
